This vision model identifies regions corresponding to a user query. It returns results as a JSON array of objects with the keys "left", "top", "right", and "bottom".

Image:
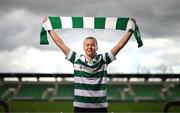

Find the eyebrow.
[{"left": 85, "top": 43, "right": 95, "bottom": 45}]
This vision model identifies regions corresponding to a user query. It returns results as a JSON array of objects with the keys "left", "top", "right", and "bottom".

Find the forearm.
[
  {"left": 48, "top": 30, "right": 64, "bottom": 45},
  {"left": 111, "top": 30, "right": 133, "bottom": 56},
  {"left": 48, "top": 30, "right": 70, "bottom": 55},
  {"left": 118, "top": 30, "right": 133, "bottom": 49}
]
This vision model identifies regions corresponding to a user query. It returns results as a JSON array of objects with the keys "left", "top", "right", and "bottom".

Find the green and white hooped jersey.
[{"left": 66, "top": 50, "right": 116, "bottom": 108}]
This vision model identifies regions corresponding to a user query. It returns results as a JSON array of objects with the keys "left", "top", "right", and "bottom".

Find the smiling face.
[{"left": 83, "top": 37, "right": 98, "bottom": 58}]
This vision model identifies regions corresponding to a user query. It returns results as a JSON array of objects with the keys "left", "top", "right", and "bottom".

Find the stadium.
[
  {"left": 0, "top": 73, "right": 180, "bottom": 113},
  {"left": 1, "top": 0, "right": 180, "bottom": 113}
]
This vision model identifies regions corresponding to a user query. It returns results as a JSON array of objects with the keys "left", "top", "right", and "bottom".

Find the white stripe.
[
  {"left": 102, "top": 53, "right": 106, "bottom": 62},
  {"left": 75, "top": 53, "right": 82, "bottom": 63},
  {"left": 60, "top": 17, "right": 72, "bottom": 28},
  {"left": 65, "top": 50, "right": 73, "bottom": 60},
  {"left": 108, "top": 51, "right": 116, "bottom": 61},
  {"left": 126, "top": 18, "right": 135, "bottom": 31},
  {"left": 74, "top": 64, "right": 107, "bottom": 74},
  {"left": 42, "top": 23, "right": 47, "bottom": 30},
  {"left": 83, "top": 17, "right": 94, "bottom": 28},
  {"left": 74, "top": 77, "right": 107, "bottom": 84},
  {"left": 74, "top": 101, "right": 108, "bottom": 108},
  {"left": 105, "top": 17, "right": 117, "bottom": 29},
  {"left": 75, "top": 89, "right": 106, "bottom": 97},
  {"left": 43, "top": 18, "right": 53, "bottom": 30}
]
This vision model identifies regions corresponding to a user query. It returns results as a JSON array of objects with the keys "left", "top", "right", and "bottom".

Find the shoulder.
[
  {"left": 66, "top": 50, "right": 83, "bottom": 63},
  {"left": 99, "top": 51, "right": 116, "bottom": 64}
]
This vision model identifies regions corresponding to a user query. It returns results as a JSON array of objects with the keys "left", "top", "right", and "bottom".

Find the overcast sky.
[{"left": 0, "top": 0, "right": 180, "bottom": 74}]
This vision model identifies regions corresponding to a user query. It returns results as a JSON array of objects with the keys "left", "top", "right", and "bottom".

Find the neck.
[{"left": 86, "top": 54, "right": 95, "bottom": 63}]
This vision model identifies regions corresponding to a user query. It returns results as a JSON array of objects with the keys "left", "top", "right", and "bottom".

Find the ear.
[
  {"left": 95, "top": 45, "right": 98, "bottom": 51},
  {"left": 83, "top": 44, "right": 85, "bottom": 51}
]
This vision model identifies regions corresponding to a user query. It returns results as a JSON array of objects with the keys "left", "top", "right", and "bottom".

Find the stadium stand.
[
  {"left": 55, "top": 84, "right": 74, "bottom": 100},
  {"left": 107, "top": 84, "right": 126, "bottom": 100},
  {"left": 0, "top": 73, "right": 180, "bottom": 102},
  {"left": 132, "top": 83, "right": 162, "bottom": 101},
  {"left": 15, "top": 83, "right": 54, "bottom": 100}
]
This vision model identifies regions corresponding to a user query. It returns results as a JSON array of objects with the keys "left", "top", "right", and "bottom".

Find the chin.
[{"left": 86, "top": 52, "right": 93, "bottom": 56}]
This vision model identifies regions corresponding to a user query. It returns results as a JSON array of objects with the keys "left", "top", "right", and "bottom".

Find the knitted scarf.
[{"left": 40, "top": 16, "right": 143, "bottom": 47}]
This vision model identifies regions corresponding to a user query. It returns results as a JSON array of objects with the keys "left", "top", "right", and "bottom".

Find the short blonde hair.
[{"left": 83, "top": 36, "right": 98, "bottom": 45}]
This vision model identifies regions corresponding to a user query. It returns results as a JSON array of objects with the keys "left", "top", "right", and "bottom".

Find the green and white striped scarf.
[{"left": 40, "top": 16, "right": 143, "bottom": 47}]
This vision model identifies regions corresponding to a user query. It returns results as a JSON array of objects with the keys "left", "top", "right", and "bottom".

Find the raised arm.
[
  {"left": 111, "top": 18, "right": 136, "bottom": 56},
  {"left": 43, "top": 17, "right": 70, "bottom": 56}
]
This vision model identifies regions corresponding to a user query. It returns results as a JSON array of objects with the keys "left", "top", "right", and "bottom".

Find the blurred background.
[{"left": 0, "top": 0, "right": 180, "bottom": 112}]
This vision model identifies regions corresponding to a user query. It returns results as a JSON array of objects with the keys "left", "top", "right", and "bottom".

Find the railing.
[
  {"left": 0, "top": 98, "right": 10, "bottom": 113},
  {"left": 163, "top": 100, "right": 180, "bottom": 113}
]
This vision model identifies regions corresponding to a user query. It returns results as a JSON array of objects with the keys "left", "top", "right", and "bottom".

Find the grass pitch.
[{"left": 0, "top": 100, "right": 180, "bottom": 113}]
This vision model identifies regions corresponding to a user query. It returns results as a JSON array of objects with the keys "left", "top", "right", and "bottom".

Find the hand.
[
  {"left": 43, "top": 16, "right": 48, "bottom": 23},
  {"left": 131, "top": 18, "right": 136, "bottom": 25},
  {"left": 43, "top": 16, "right": 52, "bottom": 31},
  {"left": 127, "top": 17, "right": 136, "bottom": 32}
]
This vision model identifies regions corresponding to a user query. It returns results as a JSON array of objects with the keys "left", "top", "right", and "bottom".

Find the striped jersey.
[{"left": 66, "top": 50, "right": 116, "bottom": 108}]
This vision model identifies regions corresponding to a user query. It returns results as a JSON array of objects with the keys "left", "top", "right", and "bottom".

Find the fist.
[
  {"left": 43, "top": 16, "right": 48, "bottom": 23},
  {"left": 131, "top": 18, "right": 136, "bottom": 25},
  {"left": 127, "top": 18, "right": 136, "bottom": 31}
]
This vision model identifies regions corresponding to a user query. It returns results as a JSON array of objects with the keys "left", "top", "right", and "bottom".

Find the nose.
[{"left": 87, "top": 45, "right": 93, "bottom": 49}]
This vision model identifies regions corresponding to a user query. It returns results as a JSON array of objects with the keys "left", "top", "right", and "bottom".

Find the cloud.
[
  {"left": 0, "top": 0, "right": 180, "bottom": 73},
  {"left": 1, "top": 0, "right": 180, "bottom": 39},
  {"left": 0, "top": 8, "right": 130, "bottom": 51},
  {"left": 0, "top": 8, "right": 42, "bottom": 50},
  {"left": 137, "top": 38, "right": 180, "bottom": 73},
  {"left": 0, "top": 46, "right": 73, "bottom": 73},
  {"left": 0, "top": 37, "right": 179, "bottom": 73}
]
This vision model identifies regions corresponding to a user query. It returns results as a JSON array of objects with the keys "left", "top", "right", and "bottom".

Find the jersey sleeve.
[
  {"left": 102, "top": 51, "right": 116, "bottom": 64},
  {"left": 65, "top": 50, "right": 77, "bottom": 64}
]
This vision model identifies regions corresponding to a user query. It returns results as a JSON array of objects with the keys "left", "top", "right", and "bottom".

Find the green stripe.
[
  {"left": 40, "top": 27, "right": 49, "bottom": 44},
  {"left": 75, "top": 83, "right": 106, "bottom": 91},
  {"left": 94, "top": 17, "right": 106, "bottom": 29},
  {"left": 105, "top": 53, "right": 111, "bottom": 64},
  {"left": 75, "top": 96, "right": 106, "bottom": 103},
  {"left": 116, "top": 18, "right": 129, "bottom": 30},
  {"left": 49, "top": 17, "right": 62, "bottom": 29},
  {"left": 74, "top": 70, "right": 107, "bottom": 78},
  {"left": 75, "top": 59, "right": 105, "bottom": 68},
  {"left": 70, "top": 51, "right": 76, "bottom": 63},
  {"left": 40, "top": 16, "right": 143, "bottom": 48},
  {"left": 72, "top": 17, "right": 83, "bottom": 28},
  {"left": 134, "top": 26, "right": 143, "bottom": 47}
]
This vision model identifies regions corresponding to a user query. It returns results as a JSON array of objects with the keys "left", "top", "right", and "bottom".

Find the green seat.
[
  {"left": 17, "top": 84, "right": 53, "bottom": 99},
  {"left": 132, "top": 84, "right": 162, "bottom": 100}
]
